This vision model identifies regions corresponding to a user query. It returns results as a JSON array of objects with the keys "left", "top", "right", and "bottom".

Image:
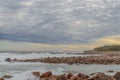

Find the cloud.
[{"left": 0, "top": 0, "right": 120, "bottom": 44}]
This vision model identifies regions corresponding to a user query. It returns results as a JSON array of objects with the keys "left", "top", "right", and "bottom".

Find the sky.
[{"left": 0, "top": 0, "right": 120, "bottom": 52}]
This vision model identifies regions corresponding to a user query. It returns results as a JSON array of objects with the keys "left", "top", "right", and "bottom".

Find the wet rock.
[
  {"left": 114, "top": 72, "right": 120, "bottom": 80},
  {"left": 107, "top": 70, "right": 114, "bottom": 73},
  {"left": 5, "top": 58, "right": 11, "bottom": 62},
  {"left": 32, "top": 71, "right": 40, "bottom": 77},
  {"left": 40, "top": 71, "right": 52, "bottom": 78}
]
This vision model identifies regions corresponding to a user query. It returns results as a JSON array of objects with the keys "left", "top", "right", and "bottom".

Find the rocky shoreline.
[
  {"left": 1, "top": 71, "right": 120, "bottom": 80},
  {"left": 7, "top": 54, "right": 120, "bottom": 64}
]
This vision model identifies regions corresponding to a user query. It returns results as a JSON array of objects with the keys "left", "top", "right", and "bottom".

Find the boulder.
[{"left": 40, "top": 71, "right": 52, "bottom": 78}]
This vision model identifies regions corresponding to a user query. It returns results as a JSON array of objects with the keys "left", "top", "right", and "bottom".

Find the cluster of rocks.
[
  {"left": 10, "top": 55, "right": 120, "bottom": 64},
  {"left": 31, "top": 71, "right": 120, "bottom": 80}
]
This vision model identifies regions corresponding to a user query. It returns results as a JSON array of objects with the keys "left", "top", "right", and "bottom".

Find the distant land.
[
  {"left": 94, "top": 45, "right": 120, "bottom": 52},
  {"left": 84, "top": 45, "right": 120, "bottom": 54}
]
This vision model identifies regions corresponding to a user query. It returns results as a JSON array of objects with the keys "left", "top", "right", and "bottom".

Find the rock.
[
  {"left": 77, "top": 73, "right": 89, "bottom": 79},
  {"left": 2, "top": 75, "right": 13, "bottom": 79},
  {"left": 114, "top": 72, "right": 120, "bottom": 80},
  {"left": 107, "top": 70, "right": 114, "bottom": 73},
  {"left": 66, "top": 73, "right": 73, "bottom": 79},
  {"left": 40, "top": 71, "right": 52, "bottom": 78},
  {"left": 5, "top": 58, "right": 11, "bottom": 62},
  {"left": 89, "top": 72, "right": 115, "bottom": 80},
  {"left": 32, "top": 71, "right": 40, "bottom": 77}
]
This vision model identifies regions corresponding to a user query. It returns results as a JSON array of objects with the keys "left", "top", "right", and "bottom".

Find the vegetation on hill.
[{"left": 94, "top": 45, "right": 120, "bottom": 52}]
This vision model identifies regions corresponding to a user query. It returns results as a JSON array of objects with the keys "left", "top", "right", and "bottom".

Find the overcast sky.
[{"left": 0, "top": 0, "right": 120, "bottom": 51}]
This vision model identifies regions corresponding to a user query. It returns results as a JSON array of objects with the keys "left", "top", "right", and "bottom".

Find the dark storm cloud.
[{"left": 0, "top": 0, "right": 120, "bottom": 44}]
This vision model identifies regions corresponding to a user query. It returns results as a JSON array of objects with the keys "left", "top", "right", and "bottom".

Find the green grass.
[{"left": 94, "top": 45, "right": 120, "bottom": 52}]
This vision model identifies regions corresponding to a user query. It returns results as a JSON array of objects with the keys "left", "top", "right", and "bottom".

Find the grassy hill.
[{"left": 94, "top": 45, "right": 120, "bottom": 52}]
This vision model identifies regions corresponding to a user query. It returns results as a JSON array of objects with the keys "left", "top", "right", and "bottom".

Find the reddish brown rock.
[
  {"left": 114, "top": 72, "right": 120, "bottom": 80},
  {"left": 40, "top": 71, "right": 52, "bottom": 78},
  {"left": 32, "top": 71, "right": 40, "bottom": 77}
]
